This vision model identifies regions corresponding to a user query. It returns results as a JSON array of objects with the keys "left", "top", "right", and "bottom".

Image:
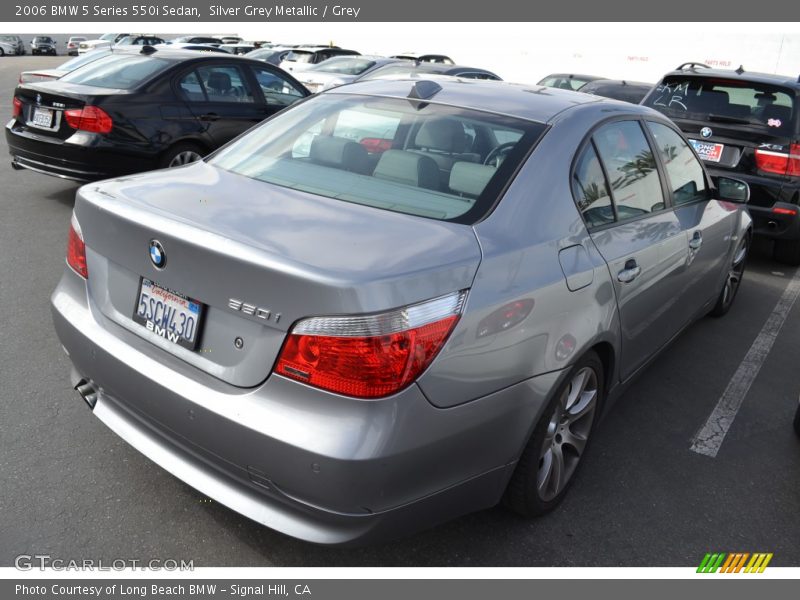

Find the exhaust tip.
[{"left": 74, "top": 379, "right": 98, "bottom": 410}]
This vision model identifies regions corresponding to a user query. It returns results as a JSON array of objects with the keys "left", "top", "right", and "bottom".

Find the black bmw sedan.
[{"left": 7, "top": 47, "right": 309, "bottom": 181}]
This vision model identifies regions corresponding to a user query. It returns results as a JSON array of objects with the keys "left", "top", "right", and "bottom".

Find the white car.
[
  {"left": 66, "top": 36, "right": 87, "bottom": 56},
  {"left": 79, "top": 39, "right": 114, "bottom": 55},
  {"left": 298, "top": 56, "right": 402, "bottom": 93},
  {"left": 279, "top": 47, "right": 360, "bottom": 73},
  {"left": 0, "top": 40, "right": 16, "bottom": 57}
]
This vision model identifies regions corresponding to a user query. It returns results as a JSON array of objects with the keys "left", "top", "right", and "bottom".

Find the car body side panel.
[{"left": 419, "top": 107, "right": 622, "bottom": 407}]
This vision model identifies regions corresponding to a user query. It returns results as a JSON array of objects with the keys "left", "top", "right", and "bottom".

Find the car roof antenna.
[
  {"left": 140, "top": 45, "right": 157, "bottom": 55},
  {"left": 407, "top": 80, "right": 442, "bottom": 110},
  {"left": 736, "top": 64, "right": 745, "bottom": 74}
]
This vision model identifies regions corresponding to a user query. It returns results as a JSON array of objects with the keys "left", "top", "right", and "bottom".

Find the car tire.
[
  {"left": 773, "top": 238, "right": 800, "bottom": 265},
  {"left": 0, "top": 49, "right": 5, "bottom": 57},
  {"left": 159, "top": 142, "right": 206, "bottom": 169},
  {"left": 503, "top": 350, "right": 604, "bottom": 517},
  {"left": 709, "top": 234, "right": 749, "bottom": 317}
]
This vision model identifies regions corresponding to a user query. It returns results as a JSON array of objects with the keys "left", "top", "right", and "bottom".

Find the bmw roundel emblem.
[
  {"left": 149, "top": 240, "right": 166, "bottom": 269},
  {"left": 700, "top": 126, "right": 713, "bottom": 138}
]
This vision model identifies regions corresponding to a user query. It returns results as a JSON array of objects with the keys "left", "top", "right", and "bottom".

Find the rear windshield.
[
  {"left": 643, "top": 75, "right": 797, "bottom": 136},
  {"left": 210, "top": 93, "right": 545, "bottom": 224},
  {"left": 538, "top": 75, "right": 596, "bottom": 91},
  {"left": 286, "top": 51, "right": 315, "bottom": 63},
  {"left": 312, "top": 58, "right": 376, "bottom": 75},
  {"left": 59, "top": 54, "right": 170, "bottom": 89},
  {"left": 57, "top": 50, "right": 109, "bottom": 71}
]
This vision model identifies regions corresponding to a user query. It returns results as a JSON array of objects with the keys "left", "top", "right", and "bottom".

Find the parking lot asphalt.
[{"left": 0, "top": 56, "right": 798, "bottom": 567}]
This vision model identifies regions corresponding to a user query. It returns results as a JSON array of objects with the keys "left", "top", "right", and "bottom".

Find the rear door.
[
  {"left": 575, "top": 119, "right": 690, "bottom": 380},
  {"left": 645, "top": 120, "right": 736, "bottom": 315},
  {"left": 246, "top": 63, "right": 308, "bottom": 119},
  {"left": 177, "top": 63, "right": 265, "bottom": 147}
]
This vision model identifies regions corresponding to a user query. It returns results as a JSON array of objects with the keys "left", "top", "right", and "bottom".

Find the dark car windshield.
[
  {"left": 33, "top": 37, "right": 53, "bottom": 43},
  {"left": 643, "top": 75, "right": 797, "bottom": 136},
  {"left": 285, "top": 50, "right": 315, "bottom": 63},
  {"left": 210, "top": 93, "right": 546, "bottom": 224},
  {"left": 59, "top": 54, "right": 170, "bottom": 89}
]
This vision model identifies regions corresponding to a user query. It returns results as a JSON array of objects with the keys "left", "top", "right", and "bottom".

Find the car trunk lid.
[{"left": 74, "top": 162, "right": 482, "bottom": 388}]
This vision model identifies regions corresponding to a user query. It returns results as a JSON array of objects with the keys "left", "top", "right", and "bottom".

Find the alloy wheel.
[
  {"left": 537, "top": 367, "right": 599, "bottom": 502},
  {"left": 168, "top": 150, "right": 203, "bottom": 167}
]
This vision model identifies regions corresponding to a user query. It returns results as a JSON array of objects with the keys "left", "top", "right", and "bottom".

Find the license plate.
[
  {"left": 689, "top": 139, "right": 724, "bottom": 163},
  {"left": 132, "top": 278, "right": 203, "bottom": 350},
  {"left": 31, "top": 107, "right": 53, "bottom": 129}
]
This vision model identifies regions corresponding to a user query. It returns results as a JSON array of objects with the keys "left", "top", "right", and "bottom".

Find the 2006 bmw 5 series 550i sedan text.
[{"left": 51, "top": 77, "right": 752, "bottom": 545}]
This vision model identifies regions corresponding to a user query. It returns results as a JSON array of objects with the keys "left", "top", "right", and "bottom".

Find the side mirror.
[{"left": 714, "top": 176, "right": 750, "bottom": 203}]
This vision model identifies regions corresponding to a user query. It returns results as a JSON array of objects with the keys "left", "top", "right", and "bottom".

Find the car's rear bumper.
[
  {"left": 51, "top": 268, "right": 557, "bottom": 545},
  {"left": 6, "top": 119, "right": 156, "bottom": 181}
]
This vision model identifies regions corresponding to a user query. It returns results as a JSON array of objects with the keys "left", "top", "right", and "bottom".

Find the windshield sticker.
[
  {"left": 651, "top": 82, "right": 690, "bottom": 111},
  {"left": 767, "top": 118, "right": 782, "bottom": 128}
]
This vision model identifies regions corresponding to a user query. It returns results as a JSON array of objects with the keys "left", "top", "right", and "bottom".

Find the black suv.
[
  {"left": 31, "top": 36, "right": 57, "bottom": 55},
  {"left": 643, "top": 63, "right": 800, "bottom": 264}
]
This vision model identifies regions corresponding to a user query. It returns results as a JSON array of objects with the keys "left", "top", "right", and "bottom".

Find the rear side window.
[
  {"left": 647, "top": 121, "right": 708, "bottom": 206},
  {"left": 643, "top": 76, "right": 796, "bottom": 136},
  {"left": 251, "top": 66, "right": 306, "bottom": 107},
  {"left": 59, "top": 55, "right": 170, "bottom": 89},
  {"left": 195, "top": 65, "right": 254, "bottom": 103},
  {"left": 593, "top": 121, "right": 665, "bottom": 221},
  {"left": 572, "top": 143, "right": 614, "bottom": 228}
]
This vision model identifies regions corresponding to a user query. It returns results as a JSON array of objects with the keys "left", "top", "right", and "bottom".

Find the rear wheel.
[
  {"left": 160, "top": 143, "right": 205, "bottom": 169},
  {"left": 709, "top": 234, "right": 749, "bottom": 317},
  {"left": 773, "top": 238, "right": 800, "bottom": 265},
  {"left": 503, "top": 351, "right": 604, "bottom": 517}
]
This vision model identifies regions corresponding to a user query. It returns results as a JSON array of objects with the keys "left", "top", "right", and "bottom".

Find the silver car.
[{"left": 52, "top": 77, "right": 752, "bottom": 545}]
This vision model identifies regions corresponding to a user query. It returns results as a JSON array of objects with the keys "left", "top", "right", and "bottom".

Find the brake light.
[
  {"left": 64, "top": 106, "right": 113, "bottom": 134},
  {"left": 12, "top": 96, "right": 21, "bottom": 118},
  {"left": 274, "top": 291, "right": 467, "bottom": 398},
  {"left": 755, "top": 143, "right": 800, "bottom": 176},
  {"left": 772, "top": 206, "right": 798, "bottom": 216},
  {"left": 66, "top": 213, "right": 88, "bottom": 278}
]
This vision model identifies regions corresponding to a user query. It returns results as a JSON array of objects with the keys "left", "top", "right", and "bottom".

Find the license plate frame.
[
  {"left": 30, "top": 107, "right": 54, "bottom": 129},
  {"left": 689, "top": 139, "right": 724, "bottom": 163},
  {"left": 132, "top": 278, "right": 204, "bottom": 351}
]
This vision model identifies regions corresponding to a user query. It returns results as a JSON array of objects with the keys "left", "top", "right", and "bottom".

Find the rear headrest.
[
  {"left": 207, "top": 71, "right": 231, "bottom": 91},
  {"left": 309, "top": 136, "right": 370, "bottom": 174},
  {"left": 695, "top": 90, "right": 729, "bottom": 113},
  {"left": 373, "top": 150, "right": 440, "bottom": 190},
  {"left": 449, "top": 162, "right": 496, "bottom": 197},
  {"left": 415, "top": 118, "right": 466, "bottom": 153}
]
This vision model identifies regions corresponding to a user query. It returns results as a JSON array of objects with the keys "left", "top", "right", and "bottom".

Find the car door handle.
[
  {"left": 689, "top": 231, "right": 703, "bottom": 250},
  {"left": 617, "top": 259, "right": 641, "bottom": 283},
  {"left": 198, "top": 113, "right": 220, "bottom": 122}
]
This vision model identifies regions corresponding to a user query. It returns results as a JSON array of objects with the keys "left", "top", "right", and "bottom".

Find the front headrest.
[
  {"left": 309, "top": 136, "right": 370, "bottom": 174},
  {"left": 207, "top": 72, "right": 232, "bottom": 91},
  {"left": 449, "top": 162, "right": 496, "bottom": 197},
  {"left": 415, "top": 118, "right": 466, "bottom": 153}
]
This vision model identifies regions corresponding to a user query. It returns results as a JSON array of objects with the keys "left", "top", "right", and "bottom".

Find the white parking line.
[{"left": 690, "top": 267, "right": 800, "bottom": 457}]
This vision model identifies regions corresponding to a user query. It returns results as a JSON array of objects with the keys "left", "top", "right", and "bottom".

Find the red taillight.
[
  {"left": 274, "top": 292, "right": 466, "bottom": 398},
  {"left": 66, "top": 213, "right": 88, "bottom": 279},
  {"left": 755, "top": 143, "right": 800, "bottom": 176},
  {"left": 64, "top": 106, "right": 113, "bottom": 134},
  {"left": 12, "top": 96, "right": 22, "bottom": 118},
  {"left": 772, "top": 206, "right": 798, "bottom": 216}
]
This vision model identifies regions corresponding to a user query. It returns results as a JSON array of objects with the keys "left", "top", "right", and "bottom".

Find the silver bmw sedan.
[{"left": 51, "top": 77, "right": 752, "bottom": 545}]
